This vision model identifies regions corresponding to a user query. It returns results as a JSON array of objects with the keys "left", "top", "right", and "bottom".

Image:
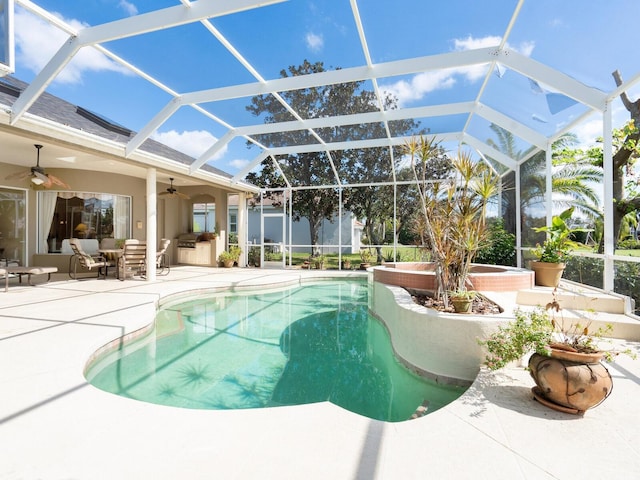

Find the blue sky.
[{"left": 9, "top": 0, "right": 640, "bottom": 178}]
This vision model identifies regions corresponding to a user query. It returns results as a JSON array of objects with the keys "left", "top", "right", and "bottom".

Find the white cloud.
[
  {"left": 382, "top": 70, "right": 456, "bottom": 106},
  {"left": 571, "top": 101, "right": 636, "bottom": 149},
  {"left": 229, "top": 158, "right": 251, "bottom": 170},
  {"left": 453, "top": 36, "right": 535, "bottom": 82},
  {"left": 305, "top": 32, "right": 324, "bottom": 52},
  {"left": 453, "top": 35, "right": 534, "bottom": 57},
  {"left": 382, "top": 35, "right": 536, "bottom": 106},
  {"left": 453, "top": 35, "right": 502, "bottom": 51},
  {"left": 152, "top": 130, "right": 225, "bottom": 160},
  {"left": 14, "top": 9, "right": 131, "bottom": 84},
  {"left": 571, "top": 116, "right": 603, "bottom": 148},
  {"left": 118, "top": 1, "right": 138, "bottom": 16},
  {"left": 549, "top": 18, "right": 564, "bottom": 28}
]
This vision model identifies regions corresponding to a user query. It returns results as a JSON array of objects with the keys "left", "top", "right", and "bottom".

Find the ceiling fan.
[
  {"left": 5, "top": 144, "right": 70, "bottom": 189},
  {"left": 159, "top": 177, "right": 190, "bottom": 199}
]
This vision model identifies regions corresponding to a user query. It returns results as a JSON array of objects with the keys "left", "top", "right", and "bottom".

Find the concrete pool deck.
[{"left": 1, "top": 266, "right": 639, "bottom": 479}]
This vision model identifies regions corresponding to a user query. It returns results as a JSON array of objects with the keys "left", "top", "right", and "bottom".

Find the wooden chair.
[
  {"left": 68, "top": 238, "right": 110, "bottom": 279},
  {"left": 118, "top": 239, "right": 147, "bottom": 281}
]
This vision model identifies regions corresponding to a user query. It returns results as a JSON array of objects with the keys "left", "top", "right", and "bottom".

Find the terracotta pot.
[
  {"left": 222, "top": 259, "right": 234, "bottom": 268},
  {"left": 531, "top": 261, "right": 566, "bottom": 287},
  {"left": 451, "top": 297, "right": 472, "bottom": 314},
  {"left": 528, "top": 349, "right": 612, "bottom": 414}
]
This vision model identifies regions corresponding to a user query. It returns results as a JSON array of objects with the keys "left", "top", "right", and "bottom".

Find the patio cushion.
[{"left": 61, "top": 239, "right": 99, "bottom": 256}]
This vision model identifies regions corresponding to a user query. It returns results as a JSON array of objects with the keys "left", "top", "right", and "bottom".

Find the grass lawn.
[
  {"left": 264, "top": 246, "right": 429, "bottom": 269},
  {"left": 616, "top": 249, "right": 640, "bottom": 257},
  {"left": 266, "top": 246, "right": 640, "bottom": 269}
]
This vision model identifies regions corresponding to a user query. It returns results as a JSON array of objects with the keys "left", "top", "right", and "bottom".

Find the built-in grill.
[{"left": 176, "top": 233, "right": 198, "bottom": 249}]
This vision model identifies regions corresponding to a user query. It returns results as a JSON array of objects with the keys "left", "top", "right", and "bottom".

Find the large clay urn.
[
  {"left": 528, "top": 346, "right": 612, "bottom": 414},
  {"left": 531, "top": 261, "right": 566, "bottom": 287}
]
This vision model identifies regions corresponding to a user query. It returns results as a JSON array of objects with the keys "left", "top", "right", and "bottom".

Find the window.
[
  {"left": 229, "top": 213, "right": 237, "bottom": 234},
  {"left": 0, "top": 0, "right": 14, "bottom": 75},
  {"left": 38, "top": 191, "right": 131, "bottom": 253},
  {"left": 192, "top": 202, "right": 215, "bottom": 232},
  {"left": 0, "top": 186, "right": 26, "bottom": 265}
]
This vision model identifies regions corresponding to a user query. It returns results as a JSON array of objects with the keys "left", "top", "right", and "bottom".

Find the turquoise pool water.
[{"left": 87, "top": 280, "right": 466, "bottom": 422}]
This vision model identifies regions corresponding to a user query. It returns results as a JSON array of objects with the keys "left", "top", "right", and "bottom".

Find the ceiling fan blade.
[
  {"left": 33, "top": 170, "right": 49, "bottom": 183},
  {"left": 5, "top": 169, "right": 30, "bottom": 180},
  {"left": 46, "top": 174, "right": 70, "bottom": 189},
  {"left": 159, "top": 190, "right": 190, "bottom": 199}
]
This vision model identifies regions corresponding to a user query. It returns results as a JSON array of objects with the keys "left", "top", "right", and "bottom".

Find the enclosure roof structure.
[{"left": 4, "top": 0, "right": 640, "bottom": 188}]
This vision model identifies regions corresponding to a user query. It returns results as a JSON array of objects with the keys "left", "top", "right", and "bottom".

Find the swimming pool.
[{"left": 86, "top": 280, "right": 466, "bottom": 422}]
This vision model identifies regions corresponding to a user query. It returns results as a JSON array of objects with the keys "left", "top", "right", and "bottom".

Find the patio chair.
[
  {"left": 1, "top": 267, "right": 7, "bottom": 292},
  {"left": 139, "top": 238, "right": 171, "bottom": 277},
  {"left": 156, "top": 238, "right": 171, "bottom": 276},
  {"left": 118, "top": 239, "right": 147, "bottom": 281},
  {"left": 68, "top": 238, "right": 110, "bottom": 279},
  {"left": 99, "top": 237, "right": 122, "bottom": 268}
]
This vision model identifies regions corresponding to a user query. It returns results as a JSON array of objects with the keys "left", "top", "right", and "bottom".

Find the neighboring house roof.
[{"left": 0, "top": 75, "right": 249, "bottom": 184}]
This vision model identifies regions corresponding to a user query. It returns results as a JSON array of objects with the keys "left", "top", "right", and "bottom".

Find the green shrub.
[
  {"left": 617, "top": 238, "right": 640, "bottom": 250},
  {"left": 564, "top": 256, "right": 603, "bottom": 289},
  {"left": 383, "top": 249, "right": 396, "bottom": 262},
  {"left": 475, "top": 219, "right": 516, "bottom": 266}
]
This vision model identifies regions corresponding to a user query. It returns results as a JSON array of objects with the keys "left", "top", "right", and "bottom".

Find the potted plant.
[
  {"left": 218, "top": 251, "right": 234, "bottom": 268},
  {"left": 448, "top": 289, "right": 476, "bottom": 314},
  {"left": 479, "top": 292, "right": 634, "bottom": 414},
  {"left": 312, "top": 255, "right": 325, "bottom": 269},
  {"left": 359, "top": 249, "right": 372, "bottom": 270},
  {"left": 341, "top": 258, "right": 351, "bottom": 270},
  {"left": 531, "top": 207, "right": 590, "bottom": 287},
  {"left": 218, "top": 246, "right": 242, "bottom": 268}
]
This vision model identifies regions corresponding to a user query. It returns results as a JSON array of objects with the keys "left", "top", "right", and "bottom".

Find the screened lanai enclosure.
[{"left": 1, "top": 0, "right": 640, "bottom": 303}]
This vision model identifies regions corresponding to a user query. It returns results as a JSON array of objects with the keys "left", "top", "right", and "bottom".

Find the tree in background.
[
  {"left": 488, "top": 125, "right": 602, "bottom": 245},
  {"left": 495, "top": 70, "right": 640, "bottom": 250},
  {"left": 246, "top": 60, "right": 420, "bottom": 255},
  {"left": 555, "top": 70, "right": 640, "bottom": 250},
  {"left": 394, "top": 145, "right": 453, "bottom": 249},
  {"left": 474, "top": 218, "right": 516, "bottom": 266}
]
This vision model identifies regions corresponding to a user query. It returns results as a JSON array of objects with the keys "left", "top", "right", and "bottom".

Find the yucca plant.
[{"left": 405, "top": 136, "right": 500, "bottom": 307}]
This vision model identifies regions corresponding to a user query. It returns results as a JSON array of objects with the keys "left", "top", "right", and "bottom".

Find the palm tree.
[{"left": 488, "top": 125, "right": 602, "bottom": 241}]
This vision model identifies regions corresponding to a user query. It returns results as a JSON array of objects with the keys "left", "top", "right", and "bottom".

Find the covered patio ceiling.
[{"left": 3, "top": 0, "right": 640, "bottom": 189}]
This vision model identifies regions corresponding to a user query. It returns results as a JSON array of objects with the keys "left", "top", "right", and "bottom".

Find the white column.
[
  {"left": 288, "top": 189, "right": 293, "bottom": 267},
  {"left": 338, "top": 187, "right": 343, "bottom": 267},
  {"left": 237, "top": 192, "right": 247, "bottom": 267},
  {"left": 515, "top": 164, "right": 522, "bottom": 268},
  {"left": 146, "top": 168, "right": 157, "bottom": 281},
  {"left": 603, "top": 104, "right": 614, "bottom": 291},
  {"left": 259, "top": 191, "right": 264, "bottom": 266},
  {"left": 545, "top": 142, "right": 553, "bottom": 226}
]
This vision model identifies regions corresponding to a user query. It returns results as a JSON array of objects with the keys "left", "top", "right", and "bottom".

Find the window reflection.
[
  {"left": 38, "top": 191, "right": 131, "bottom": 253},
  {"left": 0, "top": 187, "right": 26, "bottom": 265},
  {"left": 193, "top": 202, "right": 215, "bottom": 233}
]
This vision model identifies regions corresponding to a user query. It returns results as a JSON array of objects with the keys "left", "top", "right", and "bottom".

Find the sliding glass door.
[{"left": 0, "top": 186, "right": 26, "bottom": 266}]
